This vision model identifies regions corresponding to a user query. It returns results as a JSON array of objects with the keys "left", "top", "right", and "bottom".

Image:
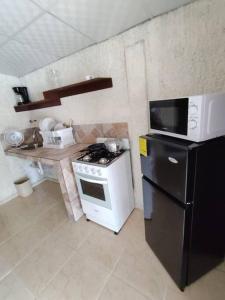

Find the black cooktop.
[{"left": 77, "top": 148, "right": 124, "bottom": 165}]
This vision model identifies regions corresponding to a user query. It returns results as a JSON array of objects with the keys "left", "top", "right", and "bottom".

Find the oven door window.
[
  {"left": 76, "top": 174, "right": 111, "bottom": 209},
  {"left": 80, "top": 179, "right": 105, "bottom": 201},
  {"left": 150, "top": 98, "right": 188, "bottom": 135}
]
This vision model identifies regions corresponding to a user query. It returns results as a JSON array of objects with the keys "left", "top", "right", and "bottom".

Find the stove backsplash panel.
[{"left": 73, "top": 122, "right": 129, "bottom": 143}]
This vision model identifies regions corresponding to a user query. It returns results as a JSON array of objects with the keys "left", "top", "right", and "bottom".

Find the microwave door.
[
  {"left": 76, "top": 174, "right": 111, "bottom": 209},
  {"left": 150, "top": 99, "right": 189, "bottom": 135}
]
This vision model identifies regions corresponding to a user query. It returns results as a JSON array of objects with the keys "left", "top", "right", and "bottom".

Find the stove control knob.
[
  {"left": 91, "top": 168, "right": 96, "bottom": 175},
  {"left": 79, "top": 165, "right": 83, "bottom": 172},
  {"left": 84, "top": 166, "right": 89, "bottom": 173},
  {"left": 97, "top": 169, "right": 102, "bottom": 176}
]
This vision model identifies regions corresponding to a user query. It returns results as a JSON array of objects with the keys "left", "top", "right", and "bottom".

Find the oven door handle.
[{"left": 76, "top": 174, "right": 108, "bottom": 185}]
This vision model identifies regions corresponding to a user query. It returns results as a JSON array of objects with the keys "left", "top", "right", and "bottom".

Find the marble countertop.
[{"left": 6, "top": 143, "right": 89, "bottom": 162}]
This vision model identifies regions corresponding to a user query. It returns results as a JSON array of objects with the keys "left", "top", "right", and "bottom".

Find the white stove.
[{"left": 72, "top": 138, "right": 134, "bottom": 233}]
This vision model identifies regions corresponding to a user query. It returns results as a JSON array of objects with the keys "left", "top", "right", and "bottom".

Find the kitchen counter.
[
  {"left": 7, "top": 143, "right": 88, "bottom": 161},
  {"left": 6, "top": 143, "right": 89, "bottom": 221}
]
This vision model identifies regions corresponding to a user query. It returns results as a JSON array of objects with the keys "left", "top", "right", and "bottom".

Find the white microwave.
[{"left": 149, "top": 93, "right": 225, "bottom": 142}]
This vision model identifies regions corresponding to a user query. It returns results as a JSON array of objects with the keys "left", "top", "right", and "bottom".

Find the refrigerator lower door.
[{"left": 144, "top": 179, "right": 191, "bottom": 289}]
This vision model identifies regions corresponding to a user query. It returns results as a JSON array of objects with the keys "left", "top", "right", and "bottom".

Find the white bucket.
[{"left": 14, "top": 177, "right": 33, "bottom": 197}]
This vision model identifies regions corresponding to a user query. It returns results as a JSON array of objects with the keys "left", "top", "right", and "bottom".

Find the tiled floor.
[{"left": 0, "top": 181, "right": 224, "bottom": 300}]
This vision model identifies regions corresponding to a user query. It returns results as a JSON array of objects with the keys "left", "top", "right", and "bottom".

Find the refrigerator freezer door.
[
  {"left": 144, "top": 180, "right": 191, "bottom": 289},
  {"left": 141, "top": 136, "right": 190, "bottom": 203}
]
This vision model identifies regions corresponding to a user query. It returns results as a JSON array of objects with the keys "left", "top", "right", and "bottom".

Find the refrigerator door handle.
[{"left": 142, "top": 177, "right": 153, "bottom": 219}]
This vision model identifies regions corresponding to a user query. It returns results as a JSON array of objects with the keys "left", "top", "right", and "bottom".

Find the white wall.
[
  {"left": 0, "top": 74, "right": 31, "bottom": 203},
  {"left": 146, "top": 0, "right": 225, "bottom": 98},
  {"left": 0, "top": 74, "right": 30, "bottom": 132},
  {"left": 20, "top": 0, "right": 225, "bottom": 208},
  {"left": 0, "top": 74, "right": 45, "bottom": 203}
]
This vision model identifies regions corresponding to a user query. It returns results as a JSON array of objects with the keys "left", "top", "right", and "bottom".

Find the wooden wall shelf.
[
  {"left": 14, "top": 99, "right": 61, "bottom": 112},
  {"left": 14, "top": 77, "right": 113, "bottom": 112}
]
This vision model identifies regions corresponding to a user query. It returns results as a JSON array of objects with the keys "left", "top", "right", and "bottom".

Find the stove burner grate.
[{"left": 78, "top": 148, "right": 124, "bottom": 165}]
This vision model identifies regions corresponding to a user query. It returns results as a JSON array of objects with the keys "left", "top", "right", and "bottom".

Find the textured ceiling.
[{"left": 0, "top": 0, "right": 193, "bottom": 77}]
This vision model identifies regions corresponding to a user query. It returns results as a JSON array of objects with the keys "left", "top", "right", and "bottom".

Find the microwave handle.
[{"left": 76, "top": 174, "right": 108, "bottom": 185}]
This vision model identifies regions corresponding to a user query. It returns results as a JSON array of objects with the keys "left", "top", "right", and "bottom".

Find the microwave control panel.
[{"left": 188, "top": 96, "right": 203, "bottom": 135}]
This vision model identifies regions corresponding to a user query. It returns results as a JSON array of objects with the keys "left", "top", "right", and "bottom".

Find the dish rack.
[{"left": 40, "top": 127, "right": 75, "bottom": 149}]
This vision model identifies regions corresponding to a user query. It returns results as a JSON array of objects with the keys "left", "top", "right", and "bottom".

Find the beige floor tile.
[
  {"left": 121, "top": 209, "right": 145, "bottom": 236},
  {"left": 0, "top": 221, "right": 50, "bottom": 280},
  {"left": 77, "top": 222, "right": 126, "bottom": 271},
  {"left": 14, "top": 231, "right": 75, "bottom": 296},
  {"left": 114, "top": 239, "right": 168, "bottom": 300},
  {"left": 39, "top": 252, "right": 110, "bottom": 300},
  {"left": 0, "top": 201, "right": 67, "bottom": 280},
  {"left": 34, "top": 181, "right": 62, "bottom": 201},
  {"left": 0, "top": 216, "right": 11, "bottom": 245},
  {"left": 18, "top": 181, "right": 63, "bottom": 220},
  {"left": 53, "top": 216, "right": 95, "bottom": 250},
  {"left": 187, "top": 269, "right": 225, "bottom": 300},
  {"left": 99, "top": 275, "right": 150, "bottom": 300},
  {"left": 165, "top": 283, "right": 193, "bottom": 300},
  {"left": 0, "top": 181, "right": 63, "bottom": 240},
  {"left": 165, "top": 269, "right": 225, "bottom": 300},
  {"left": 0, "top": 271, "right": 34, "bottom": 300},
  {"left": 0, "top": 206, "right": 34, "bottom": 239},
  {"left": 36, "top": 201, "right": 67, "bottom": 232},
  {"left": 217, "top": 260, "right": 225, "bottom": 272},
  {"left": 119, "top": 209, "right": 146, "bottom": 248},
  {"left": 0, "top": 255, "right": 11, "bottom": 281}
]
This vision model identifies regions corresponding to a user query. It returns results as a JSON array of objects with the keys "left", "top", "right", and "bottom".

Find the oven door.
[
  {"left": 150, "top": 98, "right": 189, "bottom": 135},
  {"left": 75, "top": 173, "right": 111, "bottom": 209}
]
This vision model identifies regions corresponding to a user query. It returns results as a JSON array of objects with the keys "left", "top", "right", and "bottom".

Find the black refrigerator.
[{"left": 140, "top": 134, "right": 225, "bottom": 290}]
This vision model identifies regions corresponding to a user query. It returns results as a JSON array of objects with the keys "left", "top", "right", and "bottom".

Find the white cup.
[{"left": 85, "top": 75, "right": 94, "bottom": 80}]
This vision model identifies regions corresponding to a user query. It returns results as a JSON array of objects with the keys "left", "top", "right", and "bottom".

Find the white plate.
[
  {"left": 39, "top": 117, "right": 57, "bottom": 131},
  {"left": 4, "top": 129, "right": 24, "bottom": 147}
]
